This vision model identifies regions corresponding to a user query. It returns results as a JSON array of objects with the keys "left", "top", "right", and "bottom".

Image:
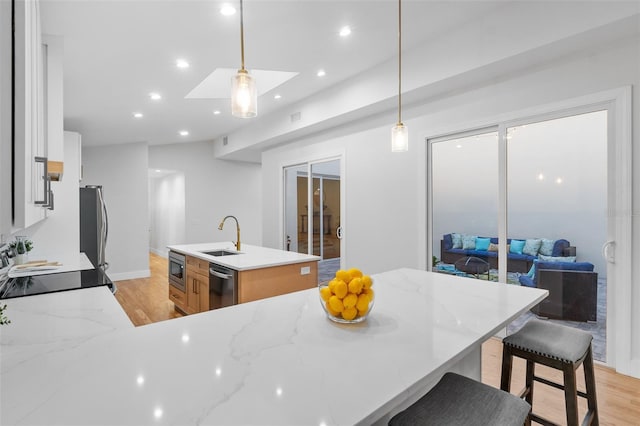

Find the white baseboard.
[{"left": 109, "top": 269, "right": 150, "bottom": 282}]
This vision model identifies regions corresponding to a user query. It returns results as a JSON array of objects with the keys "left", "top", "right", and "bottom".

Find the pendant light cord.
[
  {"left": 240, "top": 0, "right": 246, "bottom": 71},
  {"left": 398, "top": 0, "right": 402, "bottom": 125}
]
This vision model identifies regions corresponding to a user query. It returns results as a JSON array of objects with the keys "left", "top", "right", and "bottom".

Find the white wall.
[
  {"left": 82, "top": 142, "right": 149, "bottom": 280},
  {"left": 262, "top": 34, "right": 640, "bottom": 373},
  {"left": 13, "top": 131, "right": 80, "bottom": 260},
  {"left": 263, "top": 135, "right": 421, "bottom": 275},
  {"left": 148, "top": 141, "right": 262, "bottom": 253},
  {"left": 148, "top": 172, "right": 186, "bottom": 256}
]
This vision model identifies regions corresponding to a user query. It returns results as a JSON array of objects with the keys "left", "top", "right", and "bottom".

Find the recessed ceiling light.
[
  {"left": 133, "top": 112, "right": 143, "bottom": 118},
  {"left": 176, "top": 59, "right": 190, "bottom": 69},
  {"left": 213, "top": 110, "right": 221, "bottom": 115},
  {"left": 317, "top": 69, "right": 326, "bottom": 77},
  {"left": 339, "top": 26, "right": 351, "bottom": 37},
  {"left": 179, "top": 130, "right": 189, "bottom": 136},
  {"left": 274, "top": 94, "right": 282, "bottom": 100},
  {"left": 149, "top": 92, "right": 162, "bottom": 101},
  {"left": 220, "top": 3, "right": 236, "bottom": 16}
]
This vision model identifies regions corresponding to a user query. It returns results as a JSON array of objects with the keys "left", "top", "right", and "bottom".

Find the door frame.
[
  {"left": 280, "top": 153, "right": 346, "bottom": 267},
  {"left": 425, "top": 86, "right": 632, "bottom": 374}
]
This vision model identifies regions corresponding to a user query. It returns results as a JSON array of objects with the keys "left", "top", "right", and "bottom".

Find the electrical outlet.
[{"left": 300, "top": 266, "right": 310, "bottom": 275}]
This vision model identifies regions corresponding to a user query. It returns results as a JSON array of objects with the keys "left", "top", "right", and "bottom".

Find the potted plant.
[{"left": 9, "top": 236, "right": 33, "bottom": 265}]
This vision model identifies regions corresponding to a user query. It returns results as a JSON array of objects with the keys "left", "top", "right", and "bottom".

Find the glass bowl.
[{"left": 318, "top": 279, "right": 374, "bottom": 324}]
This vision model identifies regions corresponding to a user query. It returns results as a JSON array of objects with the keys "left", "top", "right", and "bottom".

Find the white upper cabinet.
[{"left": 13, "top": 0, "right": 63, "bottom": 230}]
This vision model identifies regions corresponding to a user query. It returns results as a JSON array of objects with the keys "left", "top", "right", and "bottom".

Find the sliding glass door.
[
  {"left": 506, "top": 110, "right": 607, "bottom": 361},
  {"left": 283, "top": 158, "right": 342, "bottom": 283},
  {"left": 429, "top": 109, "right": 609, "bottom": 363},
  {"left": 431, "top": 130, "right": 500, "bottom": 281}
]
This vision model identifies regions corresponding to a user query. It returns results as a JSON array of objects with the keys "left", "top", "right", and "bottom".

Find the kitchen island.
[
  {"left": 1, "top": 268, "right": 547, "bottom": 425},
  {"left": 168, "top": 243, "right": 320, "bottom": 312}
]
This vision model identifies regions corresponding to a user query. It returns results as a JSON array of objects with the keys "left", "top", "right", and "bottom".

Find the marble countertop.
[
  {"left": 7, "top": 252, "right": 95, "bottom": 278},
  {"left": 168, "top": 242, "right": 320, "bottom": 271},
  {"left": 1, "top": 268, "right": 547, "bottom": 425}
]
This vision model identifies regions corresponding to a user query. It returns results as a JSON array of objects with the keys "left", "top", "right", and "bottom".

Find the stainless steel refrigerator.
[{"left": 80, "top": 185, "right": 109, "bottom": 270}]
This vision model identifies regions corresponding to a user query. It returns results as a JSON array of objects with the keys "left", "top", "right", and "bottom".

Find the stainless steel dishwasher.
[{"left": 209, "top": 263, "right": 237, "bottom": 309}]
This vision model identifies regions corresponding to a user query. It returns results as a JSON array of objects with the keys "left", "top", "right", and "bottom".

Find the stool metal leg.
[
  {"left": 562, "top": 363, "right": 580, "bottom": 426},
  {"left": 583, "top": 346, "right": 599, "bottom": 425}
]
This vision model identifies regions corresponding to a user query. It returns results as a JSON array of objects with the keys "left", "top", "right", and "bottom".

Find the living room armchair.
[{"left": 519, "top": 261, "right": 598, "bottom": 322}]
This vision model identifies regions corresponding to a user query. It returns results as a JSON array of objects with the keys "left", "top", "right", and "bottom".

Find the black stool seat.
[
  {"left": 389, "top": 372, "right": 531, "bottom": 426},
  {"left": 501, "top": 319, "right": 599, "bottom": 426}
]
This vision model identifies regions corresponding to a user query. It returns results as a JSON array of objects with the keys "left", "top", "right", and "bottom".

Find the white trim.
[
  {"left": 424, "top": 86, "right": 634, "bottom": 376},
  {"left": 108, "top": 269, "right": 151, "bottom": 282}
]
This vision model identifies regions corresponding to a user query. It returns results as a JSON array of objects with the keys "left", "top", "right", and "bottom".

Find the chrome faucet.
[{"left": 218, "top": 215, "right": 241, "bottom": 251}]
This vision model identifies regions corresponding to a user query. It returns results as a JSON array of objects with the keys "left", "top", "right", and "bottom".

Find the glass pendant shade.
[
  {"left": 231, "top": 69, "right": 257, "bottom": 118},
  {"left": 391, "top": 122, "right": 408, "bottom": 152}
]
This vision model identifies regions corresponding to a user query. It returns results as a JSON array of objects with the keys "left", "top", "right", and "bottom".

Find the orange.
[
  {"left": 348, "top": 277, "right": 363, "bottom": 294},
  {"left": 348, "top": 268, "right": 363, "bottom": 279},
  {"left": 343, "top": 293, "right": 358, "bottom": 309},
  {"left": 335, "top": 269, "right": 352, "bottom": 284},
  {"left": 356, "top": 293, "right": 370, "bottom": 312},
  {"left": 319, "top": 286, "right": 332, "bottom": 302},
  {"left": 333, "top": 280, "right": 348, "bottom": 299},
  {"left": 342, "top": 307, "right": 358, "bottom": 321},
  {"left": 328, "top": 295, "right": 344, "bottom": 313},
  {"left": 325, "top": 301, "right": 340, "bottom": 317},
  {"left": 361, "top": 275, "right": 373, "bottom": 289}
]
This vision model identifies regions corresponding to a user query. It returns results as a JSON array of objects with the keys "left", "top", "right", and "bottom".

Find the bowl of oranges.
[{"left": 319, "top": 268, "right": 374, "bottom": 323}]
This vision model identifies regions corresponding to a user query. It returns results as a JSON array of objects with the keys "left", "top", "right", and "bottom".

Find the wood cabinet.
[
  {"left": 185, "top": 255, "right": 210, "bottom": 315},
  {"left": 169, "top": 285, "right": 187, "bottom": 312},
  {"left": 237, "top": 261, "right": 318, "bottom": 304},
  {"left": 170, "top": 254, "right": 318, "bottom": 314}
]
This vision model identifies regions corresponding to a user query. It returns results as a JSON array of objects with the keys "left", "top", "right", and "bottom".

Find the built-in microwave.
[{"left": 168, "top": 251, "right": 185, "bottom": 292}]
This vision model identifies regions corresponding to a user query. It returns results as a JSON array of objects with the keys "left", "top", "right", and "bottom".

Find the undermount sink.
[{"left": 201, "top": 250, "right": 241, "bottom": 257}]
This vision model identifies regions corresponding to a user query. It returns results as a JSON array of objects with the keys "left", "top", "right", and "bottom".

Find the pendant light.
[
  {"left": 391, "top": 0, "right": 408, "bottom": 152},
  {"left": 231, "top": 0, "right": 257, "bottom": 118}
]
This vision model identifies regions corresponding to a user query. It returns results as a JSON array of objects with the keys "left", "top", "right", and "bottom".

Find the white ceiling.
[{"left": 40, "top": 0, "right": 503, "bottom": 148}]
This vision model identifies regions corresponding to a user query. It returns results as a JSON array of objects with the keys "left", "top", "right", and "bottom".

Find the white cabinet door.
[{"left": 13, "top": 0, "right": 47, "bottom": 230}]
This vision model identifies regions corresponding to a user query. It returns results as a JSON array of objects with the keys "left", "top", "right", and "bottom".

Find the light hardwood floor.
[{"left": 116, "top": 253, "right": 640, "bottom": 425}]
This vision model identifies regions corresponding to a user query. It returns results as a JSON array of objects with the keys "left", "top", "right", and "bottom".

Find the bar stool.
[
  {"left": 500, "top": 319, "right": 599, "bottom": 426},
  {"left": 388, "top": 372, "right": 531, "bottom": 426}
]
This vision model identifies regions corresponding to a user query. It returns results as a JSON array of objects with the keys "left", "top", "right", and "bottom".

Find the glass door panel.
[
  {"left": 283, "top": 164, "right": 308, "bottom": 255},
  {"left": 431, "top": 131, "right": 499, "bottom": 281},
  {"left": 310, "top": 160, "right": 341, "bottom": 260},
  {"left": 506, "top": 110, "right": 607, "bottom": 362}
]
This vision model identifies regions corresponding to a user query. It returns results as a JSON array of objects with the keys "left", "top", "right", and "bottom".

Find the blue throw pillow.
[
  {"left": 527, "top": 259, "right": 538, "bottom": 278},
  {"left": 475, "top": 237, "right": 491, "bottom": 251},
  {"left": 523, "top": 239, "right": 542, "bottom": 256},
  {"left": 509, "top": 240, "right": 525, "bottom": 254},
  {"left": 539, "top": 238, "right": 555, "bottom": 256},
  {"left": 452, "top": 233, "right": 463, "bottom": 249},
  {"left": 462, "top": 234, "right": 477, "bottom": 250}
]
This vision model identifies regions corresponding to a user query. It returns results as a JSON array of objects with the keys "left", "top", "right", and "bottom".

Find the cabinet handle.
[{"left": 34, "top": 157, "right": 48, "bottom": 205}]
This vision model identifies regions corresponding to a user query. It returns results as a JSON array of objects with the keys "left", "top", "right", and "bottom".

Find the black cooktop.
[{"left": 0, "top": 268, "right": 114, "bottom": 299}]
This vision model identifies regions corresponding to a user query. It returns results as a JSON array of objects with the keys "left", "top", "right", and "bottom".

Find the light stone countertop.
[
  {"left": 0, "top": 268, "right": 547, "bottom": 425},
  {"left": 7, "top": 252, "right": 95, "bottom": 278},
  {"left": 168, "top": 242, "right": 321, "bottom": 271}
]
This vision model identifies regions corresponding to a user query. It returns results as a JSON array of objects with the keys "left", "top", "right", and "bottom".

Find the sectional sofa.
[{"left": 440, "top": 233, "right": 576, "bottom": 273}]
